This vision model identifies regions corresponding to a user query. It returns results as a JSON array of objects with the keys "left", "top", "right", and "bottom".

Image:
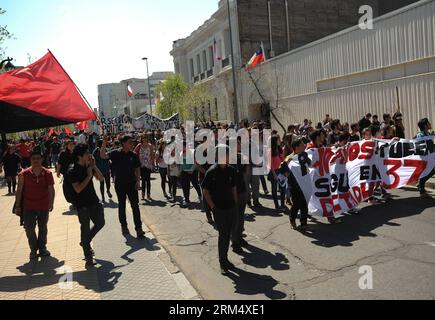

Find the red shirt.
[
  {"left": 16, "top": 143, "right": 32, "bottom": 158},
  {"left": 20, "top": 167, "right": 54, "bottom": 212}
]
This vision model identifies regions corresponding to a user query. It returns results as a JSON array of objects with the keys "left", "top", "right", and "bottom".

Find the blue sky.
[{"left": 1, "top": 0, "right": 218, "bottom": 108}]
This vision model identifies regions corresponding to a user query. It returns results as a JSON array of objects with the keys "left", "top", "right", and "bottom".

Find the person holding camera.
[{"left": 68, "top": 144, "right": 106, "bottom": 267}]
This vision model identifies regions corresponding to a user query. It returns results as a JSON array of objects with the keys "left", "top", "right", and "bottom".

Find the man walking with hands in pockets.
[{"left": 202, "top": 144, "right": 239, "bottom": 276}]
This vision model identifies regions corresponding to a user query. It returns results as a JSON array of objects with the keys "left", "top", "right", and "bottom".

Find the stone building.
[{"left": 171, "top": 0, "right": 421, "bottom": 123}]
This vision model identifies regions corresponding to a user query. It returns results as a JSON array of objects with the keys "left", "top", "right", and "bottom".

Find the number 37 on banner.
[{"left": 383, "top": 159, "right": 427, "bottom": 189}]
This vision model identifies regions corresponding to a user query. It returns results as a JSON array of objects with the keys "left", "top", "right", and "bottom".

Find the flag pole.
[
  {"left": 47, "top": 49, "right": 100, "bottom": 126},
  {"left": 227, "top": 0, "right": 239, "bottom": 124}
]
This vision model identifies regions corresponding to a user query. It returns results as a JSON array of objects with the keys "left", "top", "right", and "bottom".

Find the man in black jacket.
[
  {"left": 68, "top": 144, "right": 105, "bottom": 267},
  {"left": 202, "top": 145, "right": 238, "bottom": 275}
]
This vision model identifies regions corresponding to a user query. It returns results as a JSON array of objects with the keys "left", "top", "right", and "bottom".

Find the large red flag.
[{"left": 0, "top": 51, "right": 96, "bottom": 133}]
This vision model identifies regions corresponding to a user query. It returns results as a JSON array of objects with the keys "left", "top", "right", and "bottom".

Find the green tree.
[
  {"left": 181, "top": 83, "right": 213, "bottom": 126},
  {"left": 0, "top": 8, "right": 13, "bottom": 62},
  {"left": 155, "top": 74, "right": 189, "bottom": 120}
]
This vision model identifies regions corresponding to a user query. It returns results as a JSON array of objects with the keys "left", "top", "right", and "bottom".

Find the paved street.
[
  {"left": 0, "top": 173, "right": 198, "bottom": 300},
  {"left": 0, "top": 171, "right": 434, "bottom": 300},
  {"left": 142, "top": 177, "right": 435, "bottom": 300}
]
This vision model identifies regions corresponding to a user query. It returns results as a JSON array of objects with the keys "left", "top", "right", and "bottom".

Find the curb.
[{"left": 140, "top": 209, "right": 202, "bottom": 300}]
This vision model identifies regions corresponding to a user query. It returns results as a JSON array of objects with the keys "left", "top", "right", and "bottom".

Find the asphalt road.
[{"left": 141, "top": 179, "right": 435, "bottom": 300}]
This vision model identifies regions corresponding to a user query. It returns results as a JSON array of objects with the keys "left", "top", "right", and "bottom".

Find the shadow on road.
[
  {"left": 0, "top": 256, "right": 121, "bottom": 294},
  {"left": 103, "top": 200, "right": 119, "bottom": 209},
  {"left": 143, "top": 199, "right": 167, "bottom": 208},
  {"left": 95, "top": 259, "right": 125, "bottom": 293},
  {"left": 241, "top": 244, "right": 290, "bottom": 271},
  {"left": 250, "top": 205, "right": 283, "bottom": 218},
  {"left": 120, "top": 234, "right": 160, "bottom": 263},
  {"left": 225, "top": 267, "right": 287, "bottom": 299},
  {"left": 303, "top": 196, "right": 435, "bottom": 248}
]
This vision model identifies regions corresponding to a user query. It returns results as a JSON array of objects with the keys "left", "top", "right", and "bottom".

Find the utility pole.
[{"left": 227, "top": 0, "right": 239, "bottom": 124}]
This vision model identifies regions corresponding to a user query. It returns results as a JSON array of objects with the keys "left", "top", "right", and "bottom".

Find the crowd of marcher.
[{"left": 0, "top": 112, "right": 434, "bottom": 275}]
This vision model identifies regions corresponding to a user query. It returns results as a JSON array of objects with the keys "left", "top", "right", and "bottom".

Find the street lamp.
[
  {"left": 0, "top": 57, "right": 16, "bottom": 149},
  {"left": 142, "top": 57, "right": 153, "bottom": 116}
]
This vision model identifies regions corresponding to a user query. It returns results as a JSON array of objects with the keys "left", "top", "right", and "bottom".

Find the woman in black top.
[{"left": 0, "top": 145, "right": 22, "bottom": 194}]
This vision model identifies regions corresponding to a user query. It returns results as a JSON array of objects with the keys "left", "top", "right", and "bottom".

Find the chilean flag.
[
  {"left": 127, "top": 85, "right": 133, "bottom": 97},
  {"left": 0, "top": 51, "right": 96, "bottom": 133},
  {"left": 245, "top": 43, "right": 266, "bottom": 71}
]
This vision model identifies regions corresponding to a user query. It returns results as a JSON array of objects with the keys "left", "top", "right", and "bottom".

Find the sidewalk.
[
  {"left": 0, "top": 174, "right": 99, "bottom": 300},
  {"left": 0, "top": 172, "right": 198, "bottom": 300}
]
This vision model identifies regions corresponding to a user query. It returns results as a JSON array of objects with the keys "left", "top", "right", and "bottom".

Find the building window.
[
  {"left": 189, "top": 59, "right": 194, "bottom": 80},
  {"left": 202, "top": 50, "right": 207, "bottom": 72},
  {"left": 209, "top": 46, "right": 214, "bottom": 68},
  {"left": 196, "top": 54, "right": 201, "bottom": 75}
]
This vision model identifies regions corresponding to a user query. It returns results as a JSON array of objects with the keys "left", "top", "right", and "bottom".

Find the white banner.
[
  {"left": 288, "top": 138, "right": 435, "bottom": 217},
  {"left": 100, "top": 113, "right": 180, "bottom": 134}
]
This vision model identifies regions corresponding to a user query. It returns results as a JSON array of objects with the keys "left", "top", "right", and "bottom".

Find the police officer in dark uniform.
[
  {"left": 202, "top": 144, "right": 238, "bottom": 275},
  {"left": 100, "top": 135, "right": 146, "bottom": 239}
]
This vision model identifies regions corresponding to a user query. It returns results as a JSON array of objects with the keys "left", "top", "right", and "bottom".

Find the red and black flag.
[{"left": 0, "top": 51, "right": 96, "bottom": 133}]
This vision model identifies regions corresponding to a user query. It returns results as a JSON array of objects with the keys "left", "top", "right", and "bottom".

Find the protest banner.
[
  {"left": 288, "top": 137, "right": 435, "bottom": 217},
  {"left": 99, "top": 113, "right": 180, "bottom": 134},
  {"left": 132, "top": 113, "right": 180, "bottom": 131}
]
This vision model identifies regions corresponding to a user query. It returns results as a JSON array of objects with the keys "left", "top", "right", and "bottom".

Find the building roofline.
[
  {"left": 262, "top": 0, "right": 432, "bottom": 66},
  {"left": 171, "top": 1, "right": 228, "bottom": 54}
]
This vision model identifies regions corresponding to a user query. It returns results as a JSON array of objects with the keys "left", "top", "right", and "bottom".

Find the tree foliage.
[
  {"left": 181, "top": 83, "right": 213, "bottom": 126},
  {"left": 155, "top": 73, "right": 189, "bottom": 119},
  {"left": 0, "top": 8, "right": 13, "bottom": 61},
  {"left": 155, "top": 74, "right": 213, "bottom": 123}
]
